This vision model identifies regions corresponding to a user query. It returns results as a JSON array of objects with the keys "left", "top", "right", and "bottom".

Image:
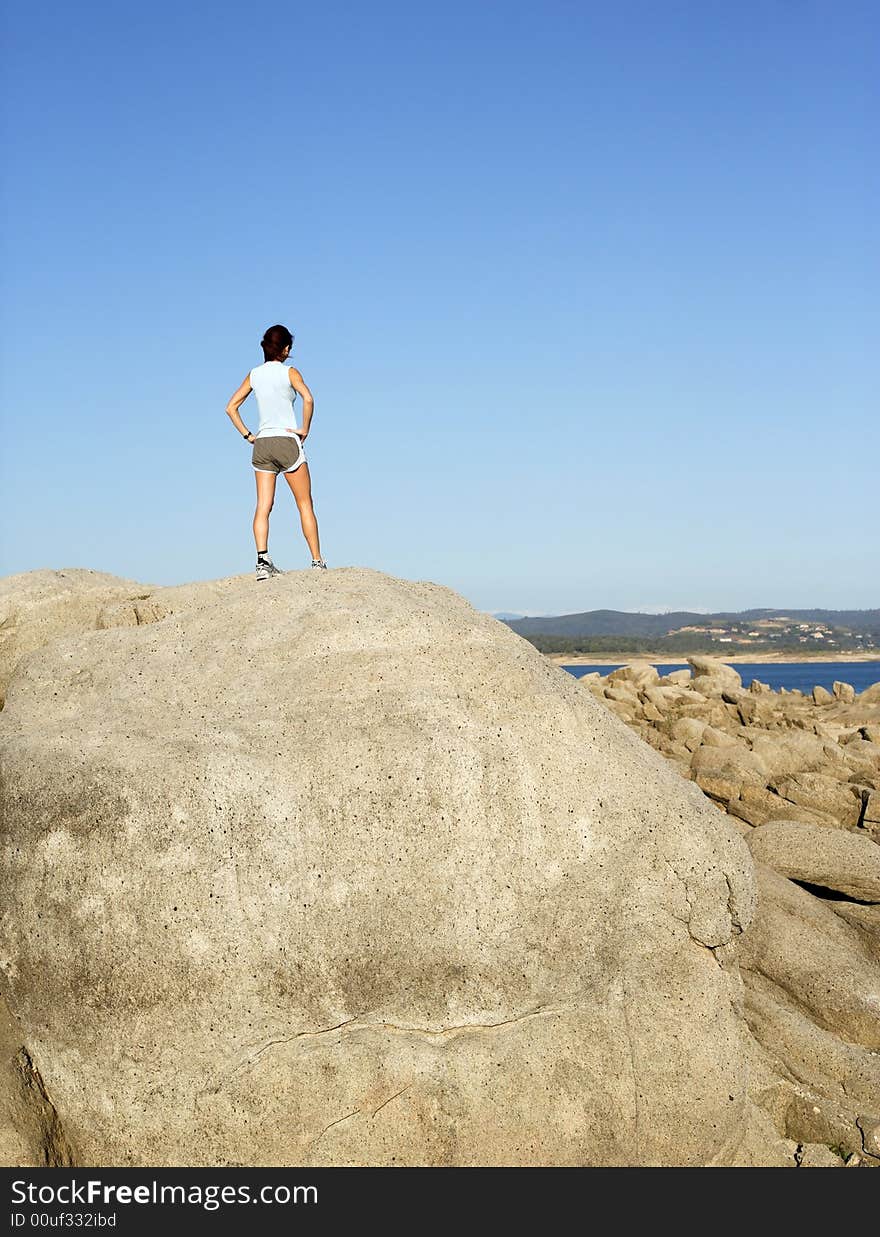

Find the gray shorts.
[{"left": 252, "top": 433, "right": 307, "bottom": 475}]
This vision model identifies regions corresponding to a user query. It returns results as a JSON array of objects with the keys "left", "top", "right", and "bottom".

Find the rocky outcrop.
[
  {"left": 579, "top": 655, "right": 880, "bottom": 1164},
  {"left": 1, "top": 569, "right": 768, "bottom": 1167},
  {"left": 582, "top": 656, "right": 880, "bottom": 835},
  {"left": 738, "top": 866, "right": 880, "bottom": 1160}
]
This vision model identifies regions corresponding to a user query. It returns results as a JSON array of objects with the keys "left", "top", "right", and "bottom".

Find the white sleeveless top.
[{"left": 249, "top": 361, "right": 299, "bottom": 438}]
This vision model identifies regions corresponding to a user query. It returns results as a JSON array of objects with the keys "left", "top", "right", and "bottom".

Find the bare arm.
[
  {"left": 288, "top": 367, "right": 314, "bottom": 438},
  {"left": 225, "top": 374, "right": 254, "bottom": 439}
]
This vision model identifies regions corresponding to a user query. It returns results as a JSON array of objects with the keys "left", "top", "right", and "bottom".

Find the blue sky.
[{"left": 1, "top": 0, "right": 877, "bottom": 615}]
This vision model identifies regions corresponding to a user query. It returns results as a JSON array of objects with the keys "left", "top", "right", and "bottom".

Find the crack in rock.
[
  {"left": 198, "top": 1005, "right": 572, "bottom": 1098},
  {"left": 304, "top": 1084, "right": 414, "bottom": 1158},
  {"left": 305, "top": 1108, "right": 361, "bottom": 1154},
  {"left": 369, "top": 1084, "right": 412, "bottom": 1118}
]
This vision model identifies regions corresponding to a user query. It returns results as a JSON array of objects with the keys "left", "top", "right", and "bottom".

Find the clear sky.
[{"left": 1, "top": 0, "right": 877, "bottom": 615}]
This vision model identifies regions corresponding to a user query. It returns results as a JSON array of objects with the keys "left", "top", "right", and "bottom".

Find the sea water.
[{"left": 562, "top": 662, "right": 880, "bottom": 696}]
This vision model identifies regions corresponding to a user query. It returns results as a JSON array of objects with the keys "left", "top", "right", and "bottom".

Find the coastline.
[{"left": 546, "top": 651, "right": 880, "bottom": 666}]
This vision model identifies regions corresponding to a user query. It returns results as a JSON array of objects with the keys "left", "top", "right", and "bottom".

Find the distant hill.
[
  {"left": 507, "top": 609, "right": 704, "bottom": 638},
  {"left": 503, "top": 608, "right": 880, "bottom": 638}
]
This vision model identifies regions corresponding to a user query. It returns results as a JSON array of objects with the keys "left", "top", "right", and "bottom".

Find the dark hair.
[{"left": 260, "top": 324, "right": 293, "bottom": 362}]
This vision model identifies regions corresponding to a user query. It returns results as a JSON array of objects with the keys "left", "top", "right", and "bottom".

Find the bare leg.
[
  {"left": 253, "top": 471, "right": 277, "bottom": 553},
  {"left": 283, "top": 462, "right": 321, "bottom": 560}
]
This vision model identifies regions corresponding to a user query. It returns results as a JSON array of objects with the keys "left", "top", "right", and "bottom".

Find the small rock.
[
  {"left": 839, "top": 740, "right": 880, "bottom": 780},
  {"left": 726, "top": 787, "right": 780, "bottom": 828},
  {"left": 687, "top": 655, "right": 741, "bottom": 682},
  {"left": 798, "top": 1143, "right": 844, "bottom": 1167},
  {"left": 859, "top": 1120, "right": 880, "bottom": 1158},
  {"left": 700, "top": 725, "right": 736, "bottom": 748},
  {"left": 770, "top": 772, "right": 863, "bottom": 828},
  {"left": 607, "top": 661, "right": 660, "bottom": 689},
  {"left": 670, "top": 717, "right": 707, "bottom": 752},
  {"left": 813, "top": 685, "right": 835, "bottom": 705},
  {"left": 721, "top": 687, "right": 748, "bottom": 705},
  {"left": 603, "top": 697, "right": 638, "bottom": 723},
  {"left": 604, "top": 683, "right": 639, "bottom": 704},
  {"left": 832, "top": 681, "right": 855, "bottom": 703}
]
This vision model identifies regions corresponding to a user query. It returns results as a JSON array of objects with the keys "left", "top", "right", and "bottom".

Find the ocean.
[{"left": 561, "top": 661, "right": 880, "bottom": 696}]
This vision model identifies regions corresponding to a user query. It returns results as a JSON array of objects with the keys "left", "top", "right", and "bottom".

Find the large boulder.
[
  {"left": 0, "top": 567, "right": 764, "bottom": 1167},
  {"left": 769, "top": 773, "right": 863, "bottom": 829},
  {"left": 747, "top": 731, "right": 843, "bottom": 780},
  {"left": 747, "top": 821, "right": 880, "bottom": 902},
  {"left": 687, "top": 656, "right": 742, "bottom": 698},
  {"left": 742, "top": 972, "right": 880, "bottom": 1161},
  {"left": 738, "top": 864, "right": 880, "bottom": 1050},
  {"left": 690, "top": 744, "right": 769, "bottom": 805},
  {"left": 738, "top": 864, "right": 880, "bottom": 1159},
  {"left": 727, "top": 787, "right": 839, "bottom": 831},
  {"left": 687, "top": 655, "right": 741, "bottom": 682}
]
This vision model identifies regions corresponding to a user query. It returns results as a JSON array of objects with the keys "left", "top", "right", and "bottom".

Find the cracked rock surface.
[{"left": 2, "top": 567, "right": 769, "bottom": 1165}]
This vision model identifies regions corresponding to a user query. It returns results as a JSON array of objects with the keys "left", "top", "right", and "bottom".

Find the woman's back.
[{"left": 250, "top": 361, "right": 298, "bottom": 437}]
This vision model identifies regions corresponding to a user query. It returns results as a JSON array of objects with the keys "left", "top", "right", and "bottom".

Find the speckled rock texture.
[
  {"left": 0, "top": 568, "right": 152, "bottom": 707},
  {"left": 1, "top": 567, "right": 768, "bottom": 1166}
]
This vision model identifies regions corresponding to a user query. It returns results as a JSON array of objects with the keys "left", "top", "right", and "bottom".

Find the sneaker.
[
  {"left": 310, "top": 558, "right": 328, "bottom": 569},
  {"left": 256, "top": 555, "right": 283, "bottom": 581}
]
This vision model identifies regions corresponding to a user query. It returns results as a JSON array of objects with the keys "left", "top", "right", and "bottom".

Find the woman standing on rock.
[{"left": 225, "top": 324, "right": 327, "bottom": 580}]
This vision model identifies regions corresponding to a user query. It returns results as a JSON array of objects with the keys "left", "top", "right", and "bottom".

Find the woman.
[{"left": 225, "top": 324, "right": 327, "bottom": 579}]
